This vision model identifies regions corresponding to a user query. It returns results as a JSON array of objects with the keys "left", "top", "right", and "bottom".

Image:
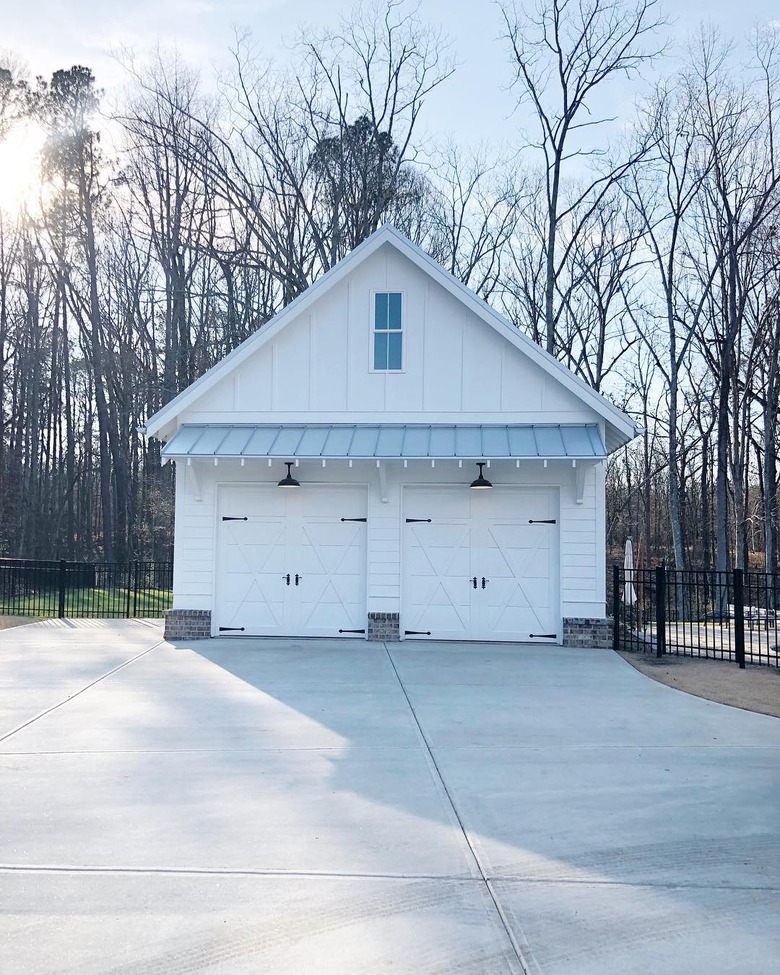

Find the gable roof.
[{"left": 143, "top": 224, "right": 638, "bottom": 451}]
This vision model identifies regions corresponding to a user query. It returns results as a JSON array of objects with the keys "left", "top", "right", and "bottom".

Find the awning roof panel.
[
  {"left": 376, "top": 426, "right": 406, "bottom": 455},
  {"left": 402, "top": 426, "right": 432, "bottom": 456},
  {"left": 161, "top": 424, "right": 607, "bottom": 461},
  {"left": 296, "top": 426, "right": 330, "bottom": 456},
  {"left": 244, "top": 427, "right": 279, "bottom": 455},
  {"left": 219, "top": 427, "right": 255, "bottom": 455},
  {"left": 349, "top": 426, "right": 380, "bottom": 456},
  {"left": 533, "top": 426, "right": 565, "bottom": 456},
  {"left": 428, "top": 426, "right": 456, "bottom": 456}
]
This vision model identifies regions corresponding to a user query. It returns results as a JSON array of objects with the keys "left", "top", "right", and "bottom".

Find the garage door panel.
[
  {"left": 233, "top": 581, "right": 285, "bottom": 628},
  {"left": 228, "top": 527, "right": 287, "bottom": 572},
  {"left": 407, "top": 578, "right": 471, "bottom": 634},
  {"left": 403, "top": 487, "right": 559, "bottom": 642},
  {"left": 483, "top": 513, "right": 557, "bottom": 640},
  {"left": 488, "top": 577, "right": 554, "bottom": 634},
  {"left": 299, "top": 524, "right": 365, "bottom": 574},
  {"left": 403, "top": 517, "right": 472, "bottom": 638},
  {"left": 407, "top": 524, "right": 471, "bottom": 579},
  {"left": 300, "top": 581, "right": 359, "bottom": 631},
  {"left": 406, "top": 490, "right": 470, "bottom": 521},
  {"left": 216, "top": 486, "right": 367, "bottom": 637},
  {"left": 219, "top": 514, "right": 289, "bottom": 633},
  {"left": 218, "top": 576, "right": 285, "bottom": 630}
]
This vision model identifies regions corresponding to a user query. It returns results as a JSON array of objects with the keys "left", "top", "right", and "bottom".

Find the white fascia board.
[{"left": 144, "top": 223, "right": 636, "bottom": 446}]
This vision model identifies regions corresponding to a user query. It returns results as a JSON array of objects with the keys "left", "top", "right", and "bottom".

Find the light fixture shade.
[
  {"left": 278, "top": 461, "right": 301, "bottom": 487},
  {"left": 470, "top": 462, "right": 493, "bottom": 489}
]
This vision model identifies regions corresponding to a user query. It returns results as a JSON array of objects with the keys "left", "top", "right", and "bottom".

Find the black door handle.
[
  {"left": 482, "top": 577, "right": 488, "bottom": 588},
  {"left": 295, "top": 574, "right": 302, "bottom": 586},
  {"left": 283, "top": 573, "right": 290, "bottom": 586},
  {"left": 470, "top": 576, "right": 477, "bottom": 589}
]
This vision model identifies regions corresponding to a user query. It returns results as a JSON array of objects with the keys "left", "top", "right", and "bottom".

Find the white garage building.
[{"left": 145, "top": 225, "right": 636, "bottom": 646}]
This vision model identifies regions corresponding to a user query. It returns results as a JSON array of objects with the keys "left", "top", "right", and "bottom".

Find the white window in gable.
[{"left": 373, "top": 292, "right": 403, "bottom": 371}]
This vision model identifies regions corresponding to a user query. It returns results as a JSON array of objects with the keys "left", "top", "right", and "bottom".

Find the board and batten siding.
[
  {"left": 174, "top": 243, "right": 601, "bottom": 429},
  {"left": 170, "top": 458, "right": 606, "bottom": 627}
]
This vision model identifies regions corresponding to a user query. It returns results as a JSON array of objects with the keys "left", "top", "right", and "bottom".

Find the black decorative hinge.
[
  {"left": 341, "top": 517, "right": 367, "bottom": 522},
  {"left": 339, "top": 628, "right": 366, "bottom": 634},
  {"left": 222, "top": 516, "right": 248, "bottom": 522},
  {"left": 529, "top": 633, "right": 557, "bottom": 639},
  {"left": 405, "top": 629, "right": 432, "bottom": 636},
  {"left": 219, "top": 626, "right": 246, "bottom": 632},
  {"left": 406, "top": 518, "right": 432, "bottom": 523},
  {"left": 528, "top": 519, "right": 556, "bottom": 524}
]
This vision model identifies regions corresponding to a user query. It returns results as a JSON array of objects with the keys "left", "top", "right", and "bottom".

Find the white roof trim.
[{"left": 144, "top": 225, "right": 637, "bottom": 447}]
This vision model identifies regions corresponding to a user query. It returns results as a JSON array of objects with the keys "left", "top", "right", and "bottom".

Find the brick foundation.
[
  {"left": 164, "top": 609, "right": 212, "bottom": 641},
  {"left": 562, "top": 617, "right": 612, "bottom": 649},
  {"left": 367, "top": 612, "right": 400, "bottom": 641}
]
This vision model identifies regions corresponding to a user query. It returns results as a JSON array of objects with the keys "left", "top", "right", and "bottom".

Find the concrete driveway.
[{"left": 1, "top": 620, "right": 779, "bottom": 974}]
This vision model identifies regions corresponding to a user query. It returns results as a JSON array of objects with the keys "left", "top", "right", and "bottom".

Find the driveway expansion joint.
[
  {"left": 383, "top": 642, "right": 532, "bottom": 975},
  {"left": 0, "top": 639, "right": 165, "bottom": 745},
  {"left": 2, "top": 864, "right": 776, "bottom": 893}
]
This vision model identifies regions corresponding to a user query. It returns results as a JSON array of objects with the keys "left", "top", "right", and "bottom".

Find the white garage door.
[
  {"left": 215, "top": 485, "right": 367, "bottom": 637},
  {"left": 402, "top": 487, "right": 559, "bottom": 642}
]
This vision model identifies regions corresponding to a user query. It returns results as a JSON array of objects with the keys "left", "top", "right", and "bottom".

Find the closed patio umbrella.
[{"left": 624, "top": 537, "right": 637, "bottom": 606}]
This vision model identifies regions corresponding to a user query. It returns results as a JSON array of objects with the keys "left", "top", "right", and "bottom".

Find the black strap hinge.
[
  {"left": 339, "top": 628, "right": 366, "bottom": 634},
  {"left": 341, "top": 517, "right": 367, "bottom": 522},
  {"left": 405, "top": 629, "right": 431, "bottom": 636},
  {"left": 219, "top": 626, "right": 246, "bottom": 632},
  {"left": 528, "top": 519, "right": 556, "bottom": 524},
  {"left": 222, "top": 516, "right": 248, "bottom": 522},
  {"left": 406, "top": 518, "right": 432, "bottom": 523},
  {"left": 529, "top": 633, "right": 557, "bottom": 639}
]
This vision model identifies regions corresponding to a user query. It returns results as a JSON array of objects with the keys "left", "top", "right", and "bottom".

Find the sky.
[{"left": 2, "top": 0, "right": 779, "bottom": 148}]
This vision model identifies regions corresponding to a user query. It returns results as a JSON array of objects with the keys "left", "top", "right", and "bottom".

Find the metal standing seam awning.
[{"left": 160, "top": 424, "right": 607, "bottom": 462}]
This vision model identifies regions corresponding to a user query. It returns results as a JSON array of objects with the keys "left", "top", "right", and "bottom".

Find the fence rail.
[
  {"left": 0, "top": 558, "right": 173, "bottom": 619},
  {"left": 613, "top": 565, "right": 780, "bottom": 668}
]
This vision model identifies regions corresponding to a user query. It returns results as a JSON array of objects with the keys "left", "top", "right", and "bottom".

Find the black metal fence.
[
  {"left": 0, "top": 558, "right": 173, "bottom": 619},
  {"left": 613, "top": 565, "right": 780, "bottom": 669}
]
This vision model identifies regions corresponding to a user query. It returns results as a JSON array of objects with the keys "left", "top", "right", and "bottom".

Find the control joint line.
[
  {"left": 383, "top": 643, "right": 531, "bottom": 975},
  {"left": 0, "top": 640, "right": 164, "bottom": 744}
]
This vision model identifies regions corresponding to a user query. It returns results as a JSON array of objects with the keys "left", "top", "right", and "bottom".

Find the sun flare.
[{"left": 0, "top": 124, "right": 45, "bottom": 215}]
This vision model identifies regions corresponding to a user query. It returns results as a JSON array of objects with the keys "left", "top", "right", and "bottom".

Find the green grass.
[{"left": 0, "top": 587, "right": 172, "bottom": 618}]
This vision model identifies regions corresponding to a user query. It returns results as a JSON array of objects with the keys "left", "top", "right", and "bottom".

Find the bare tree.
[
  {"left": 118, "top": 51, "right": 218, "bottom": 400},
  {"left": 502, "top": 0, "right": 666, "bottom": 356},
  {"left": 423, "top": 144, "right": 525, "bottom": 300},
  {"left": 35, "top": 66, "right": 120, "bottom": 559},
  {"left": 624, "top": 74, "right": 710, "bottom": 569},
  {"left": 686, "top": 30, "right": 780, "bottom": 578}
]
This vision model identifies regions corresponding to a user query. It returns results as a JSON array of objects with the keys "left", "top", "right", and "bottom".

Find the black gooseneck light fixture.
[
  {"left": 469, "top": 462, "right": 493, "bottom": 490},
  {"left": 277, "top": 461, "right": 301, "bottom": 488}
]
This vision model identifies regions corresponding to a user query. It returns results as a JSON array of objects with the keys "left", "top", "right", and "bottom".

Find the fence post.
[
  {"left": 57, "top": 560, "right": 66, "bottom": 619},
  {"left": 123, "top": 563, "right": 131, "bottom": 619},
  {"left": 612, "top": 565, "right": 620, "bottom": 651},
  {"left": 132, "top": 561, "right": 140, "bottom": 618},
  {"left": 733, "top": 568, "right": 746, "bottom": 670},
  {"left": 655, "top": 565, "right": 666, "bottom": 658}
]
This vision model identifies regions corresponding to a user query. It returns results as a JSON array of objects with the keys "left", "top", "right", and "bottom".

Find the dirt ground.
[
  {"left": 2, "top": 616, "right": 778, "bottom": 719},
  {"left": 617, "top": 649, "right": 780, "bottom": 719},
  {"left": 0, "top": 616, "right": 42, "bottom": 631}
]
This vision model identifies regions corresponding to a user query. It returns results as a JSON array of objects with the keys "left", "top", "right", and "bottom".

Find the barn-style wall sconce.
[
  {"left": 469, "top": 462, "right": 493, "bottom": 490},
  {"left": 277, "top": 461, "right": 301, "bottom": 488}
]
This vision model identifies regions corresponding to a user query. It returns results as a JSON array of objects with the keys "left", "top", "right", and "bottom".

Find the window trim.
[{"left": 370, "top": 289, "right": 405, "bottom": 373}]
